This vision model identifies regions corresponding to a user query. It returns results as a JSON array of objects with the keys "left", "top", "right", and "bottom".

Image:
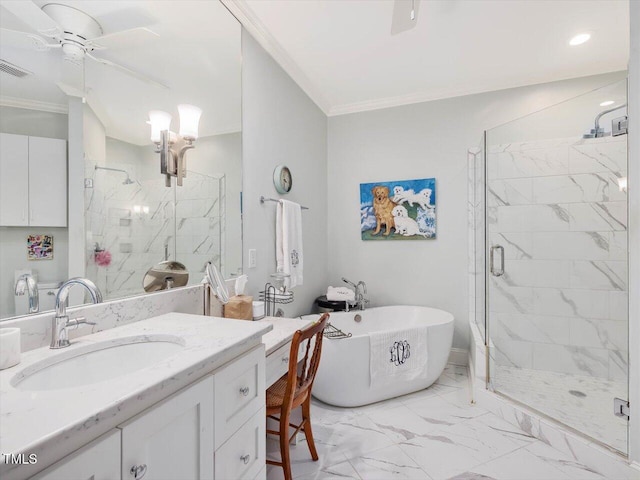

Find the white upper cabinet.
[
  {"left": 28, "top": 136, "right": 67, "bottom": 227},
  {"left": 0, "top": 133, "right": 29, "bottom": 226},
  {"left": 0, "top": 133, "right": 67, "bottom": 227}
]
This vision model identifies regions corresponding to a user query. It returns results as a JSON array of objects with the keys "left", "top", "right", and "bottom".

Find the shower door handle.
[{"left": 490, "top": 245, "right": 505, "bottom": 277}]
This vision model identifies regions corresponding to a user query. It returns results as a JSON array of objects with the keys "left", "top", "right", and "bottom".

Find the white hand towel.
[
  {"left": 326, "top": 286, "right": 355, "bottom": 302},
  {"left": 276, "top": 199, "right": 303, "bottom": 289},
  {"left": 369, "top": 327, "right": 428, "bottom": 388}
]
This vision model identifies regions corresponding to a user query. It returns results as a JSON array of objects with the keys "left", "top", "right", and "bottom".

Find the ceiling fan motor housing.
[{"left": 41, "top": 3, "right": 103, "bottom": 59}]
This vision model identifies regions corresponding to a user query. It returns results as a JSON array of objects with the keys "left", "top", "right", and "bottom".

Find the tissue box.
[{"left": 223, "top": 295, "right": 254, "bottom": 320}]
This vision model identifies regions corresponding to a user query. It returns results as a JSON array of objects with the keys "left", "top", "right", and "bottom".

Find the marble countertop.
[
  {"left": 0, "top": 313, "right": 272, "bottom": 479},
  {"left": 258, "top": 316, "right": 316, "bottom": 355}
]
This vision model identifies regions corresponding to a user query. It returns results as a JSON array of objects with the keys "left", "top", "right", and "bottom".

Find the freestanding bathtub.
[{"left": 304, "top": 306, "right": 454, "bottom": 407}]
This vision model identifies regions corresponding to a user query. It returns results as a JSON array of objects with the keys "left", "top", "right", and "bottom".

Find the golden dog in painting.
[{"left": 371, "top": 186, "right": 397, "bottom": 236}]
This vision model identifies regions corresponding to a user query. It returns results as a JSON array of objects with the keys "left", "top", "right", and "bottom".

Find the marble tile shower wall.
[
  {"left": 175, "top": 171, "right": 225, "bottom": 281},
  {"left": 486, "top": 136, "right": 628, "bottom": 381},
  {"left": 85, "top": 164, "right": 224, "bottom": 300}
]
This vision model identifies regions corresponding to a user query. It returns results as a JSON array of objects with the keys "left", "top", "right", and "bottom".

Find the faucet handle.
[{"left": 67, "top": 317, "right": 97, "bottom": 329}]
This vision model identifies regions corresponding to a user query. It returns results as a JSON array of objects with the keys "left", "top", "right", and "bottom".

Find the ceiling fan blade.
[
  {"left": 391, "top": 0, "right": 420, "bottom": 35},
  {"left": 0, "top": 27, "right": 55, "bottom": 51},
  {"left": 88, "top": 27, "right": 159, "bottom": 51},
  {"left": 93, "top": 7, "right": 157, "bottom": 37},
  {"left": 56, "top": 81, "right": 86, "bottom": 98},
  {"left": 85, "top": 53, "right": 169, "bottom": 90},
  {"left": 0, "top": 1, "right": 61, "bottom": 39}
]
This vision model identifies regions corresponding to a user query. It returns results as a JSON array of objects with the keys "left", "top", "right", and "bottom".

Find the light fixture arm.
[{"left": 155, "top": 130, "right": 196, "bottom": 187}]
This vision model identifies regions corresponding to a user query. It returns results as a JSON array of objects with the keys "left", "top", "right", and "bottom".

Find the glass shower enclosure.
[{"left": 481, "top": 79, "right": 629, "bottom": 455}]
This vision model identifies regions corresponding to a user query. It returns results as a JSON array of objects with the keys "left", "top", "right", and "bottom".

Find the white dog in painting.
[
  {"left": 392, "top": 205, "right": 428, "bottom": 237},
  {"left": 392, "top": 186, "right": 435, "bottom": 211}
]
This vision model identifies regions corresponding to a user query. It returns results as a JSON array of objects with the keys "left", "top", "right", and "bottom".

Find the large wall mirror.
[{"left": 0, "top": 0, "right": 242, "bottom": 320}]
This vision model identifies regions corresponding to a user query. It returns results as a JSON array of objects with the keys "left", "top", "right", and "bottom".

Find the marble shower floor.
[
  {"left": 266, "top": 365, "right": 618, "bottom": 480},
  {"left": 492, "top": 365, "right": 627, "bottom": 454}
]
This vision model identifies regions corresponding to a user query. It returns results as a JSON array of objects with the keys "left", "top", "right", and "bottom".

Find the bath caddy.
[{"left": 259, "top": 283, "right": 294, "bottom": 316}]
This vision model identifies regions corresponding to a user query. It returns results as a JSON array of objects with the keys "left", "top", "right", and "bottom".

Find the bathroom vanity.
[{"left": 0, "top": 313, "right": 272, "bottom": 480}]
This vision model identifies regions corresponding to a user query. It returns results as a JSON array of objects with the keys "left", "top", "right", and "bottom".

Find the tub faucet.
[
  {"left": 51, "top": 278, "right": 102, "bottom": 349},
  {"left": 15, "top": 273, "right": 39, "bottom": 313},
  {"left": 342, "top": 277, "right": 369, "bottom": 311}
]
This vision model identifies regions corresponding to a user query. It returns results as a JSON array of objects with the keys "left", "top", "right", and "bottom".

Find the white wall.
[
  {"left": 242, "top": 31, "right": 328, "bottom": 316},
  {"left": 328, "top": 71, "right": 626, "bottom": 350},
  {"left": 627, "top": 0, "right": 639, "bottom": 466}
]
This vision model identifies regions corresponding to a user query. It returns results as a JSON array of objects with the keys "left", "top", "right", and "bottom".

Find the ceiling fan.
[
  {"left": 0, "top": 1, "right": 168, "bottom": 89},
  {"left": 391, "top": 0, "right": 421, "bottom": 35}
]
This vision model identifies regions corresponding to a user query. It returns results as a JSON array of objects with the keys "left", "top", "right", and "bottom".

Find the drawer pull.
[
  {"left": 239, "top": 386, "right": 250, "bottom": 396},
  {"left": 241, "top": 454, "right": 251, "bottom": 464},
  {"left": 130, "top": 464, "right": 147, "bottom": 479},
  {"left": 282, "top": 356, "right": 289, "bottom": 363}
]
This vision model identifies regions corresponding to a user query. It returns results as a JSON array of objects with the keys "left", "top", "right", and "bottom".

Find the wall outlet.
[{"left": 248, "top": 249, "right": 257, "bottom": 268}]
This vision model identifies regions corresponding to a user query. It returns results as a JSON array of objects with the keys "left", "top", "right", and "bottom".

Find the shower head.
[
  {"left": 95, "top": 165, "right": 137, "bottom": 185},
  {"left": 584, "top": 103, "right": 627, "bottom": 138}
]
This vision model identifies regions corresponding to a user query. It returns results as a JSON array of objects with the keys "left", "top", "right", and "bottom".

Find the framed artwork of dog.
[{"left": 360, "top": 178, "right": 436, "bottom": 240}]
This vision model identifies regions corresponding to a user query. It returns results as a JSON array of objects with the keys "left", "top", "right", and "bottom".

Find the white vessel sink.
[{"left": 12, "top": 336, "right": 185, "bottom": 391}]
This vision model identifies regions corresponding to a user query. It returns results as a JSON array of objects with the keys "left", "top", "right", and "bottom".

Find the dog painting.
[{"left": 360, "top": 178, "right": 436, "bottom": 240}]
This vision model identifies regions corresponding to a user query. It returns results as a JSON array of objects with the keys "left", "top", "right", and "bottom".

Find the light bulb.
[
  {"left": 149, "top": 110, "right": 172, "bottom": 143},
  {"left": 178, "top": 104, "right": 202, "bottom": 140}
]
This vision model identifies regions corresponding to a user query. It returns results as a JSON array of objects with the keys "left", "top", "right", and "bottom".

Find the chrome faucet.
[
  {"left": 15, "top": 273, "right": 39, "bottom": 313},
  {"left": 51, "top": 278, "right": 102, "bottom": 349},
  {"left": 342, "top": 277, "right": 369, "bottom": 311}
]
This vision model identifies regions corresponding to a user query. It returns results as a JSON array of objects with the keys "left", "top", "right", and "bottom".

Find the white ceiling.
[
  {"left": 233, "top": 0, "right": 629, "bottom": 116},
  {"left": 0, "top": 0, "right": 241, "bottom": 145}
]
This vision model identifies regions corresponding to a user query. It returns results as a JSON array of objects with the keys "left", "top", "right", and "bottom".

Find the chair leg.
[
  {"left": 302, "top": 396, "right": 319, "bottom": 461},
  {"left": 279, "top": 411, "right": 293, "bottom": 480}
]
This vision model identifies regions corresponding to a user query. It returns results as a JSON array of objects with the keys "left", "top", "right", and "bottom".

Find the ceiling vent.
[{"left": 0, "top": 59, "right": 32, "bottom": 78}]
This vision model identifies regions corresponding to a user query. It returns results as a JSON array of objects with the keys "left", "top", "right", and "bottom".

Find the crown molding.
[
  {"left": 220, "top": 0, "right": 331, "bottom": 115},
  {"left": 328, "top": 69, "right": 628, "bottom": 117},
  {"left": 0, "top": 96, "right": 68, "bottom": 114}
]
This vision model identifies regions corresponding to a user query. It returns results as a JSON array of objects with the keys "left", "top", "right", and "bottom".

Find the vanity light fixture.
[
  {"left": 149, "top": 105, "right": 202, "bottom": 187},
  {"left": 600, "top": 100, "right": 615, "bottom": 107},
  {"left": 569, "top": 33, "right": 591, "bottom": 46}
]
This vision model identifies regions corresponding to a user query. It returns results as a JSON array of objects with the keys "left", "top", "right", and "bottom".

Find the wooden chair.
[{"left": 266, "top": 313, "right": 329, "bottom": 480}]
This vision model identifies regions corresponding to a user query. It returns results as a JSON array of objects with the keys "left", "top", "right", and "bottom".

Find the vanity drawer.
[
  {"left": 215, "top": 408, "right": 265, "bottom": 480},
  {"left": 214, "top": 345, "right": 265, "bottom": 449},
  {"left": 265, "top": 341, "right": 306, "bottom": 388},
  {"left": 265, "top": 341, "right": 292, "bottom": 387}
]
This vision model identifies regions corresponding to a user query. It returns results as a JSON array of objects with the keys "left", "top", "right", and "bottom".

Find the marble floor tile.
[
  {"left": 522, "top": 441, "right": 607, "bottom": 480},
  {"left": 348, "top": 445, "right": 432, "bottom": 479},
  {"left": 492, "top": 365, "right": 627, "bottom": 452},
  {"left": 462, "top": 445, "right": 571, "bottom": 480},
  {"left": 310, "top": 411, "right": 396, "bottom": 461},
  {"left": 267, "top": 364, "right": 625, "bottom": 480},
  {"left": 403, "top": 388, "right": 488, "bottom": 425},
  {"left": 293, "top": 459, "right": 361, "bottom": 480}
]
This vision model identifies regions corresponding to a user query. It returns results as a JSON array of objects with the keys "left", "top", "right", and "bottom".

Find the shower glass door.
[{"left": 485, "top": 79, "right": 629, "bottom": 454}]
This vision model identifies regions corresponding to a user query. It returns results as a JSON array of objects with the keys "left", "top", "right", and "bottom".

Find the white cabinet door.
[
  {"left": 119, "top": 375, "right": 214, "bottom": 480},
  {"left": 32, "top": 430, "right": 121, "bottom": 480},
  {"left": 28, "top": 136, "right": 67, "bottom": 226},
  {"left": 0, "top": 133, "right": 29, "bottom": 226}
]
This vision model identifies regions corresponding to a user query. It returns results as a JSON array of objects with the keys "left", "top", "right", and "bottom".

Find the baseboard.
[{"left": 448, "top": 347, "right": 468, "bottom": 366}]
